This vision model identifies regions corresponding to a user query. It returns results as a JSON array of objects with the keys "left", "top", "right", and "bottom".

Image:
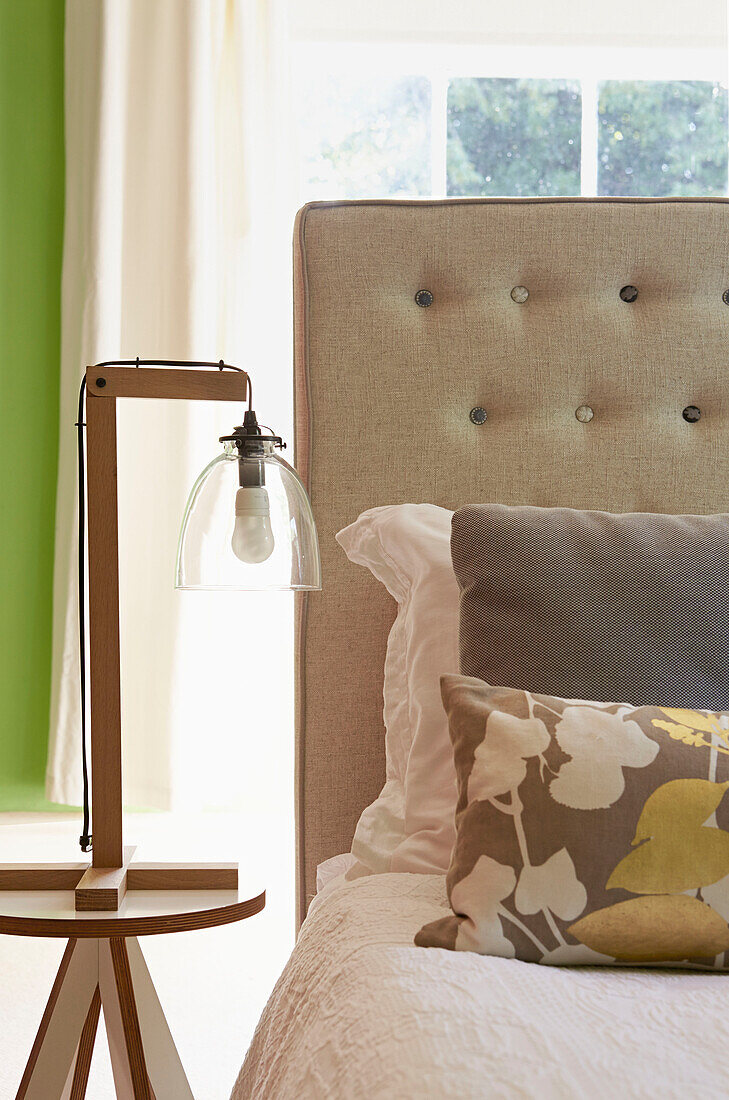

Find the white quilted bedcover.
[{"left": 232, "top": 873, "right": 729, "bottom": 1099}]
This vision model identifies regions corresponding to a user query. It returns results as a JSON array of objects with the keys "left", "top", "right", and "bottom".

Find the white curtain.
[{"left": 48, "top": 0, "right": 296, "bottom": 817}]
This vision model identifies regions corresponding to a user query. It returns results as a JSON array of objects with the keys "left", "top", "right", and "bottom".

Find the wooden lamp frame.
[{"left": 0, "top": 365, "right": 250, "bottom": 910}]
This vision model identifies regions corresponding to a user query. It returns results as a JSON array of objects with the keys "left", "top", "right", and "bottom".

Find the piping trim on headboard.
[{"left": 294, "top": 205, "right": 314, "bottom": 928}]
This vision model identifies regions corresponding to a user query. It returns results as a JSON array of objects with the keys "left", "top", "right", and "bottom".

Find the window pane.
[
  {"left": 598, "top": 80, "right": 728, "bottom": 196},
  {"left": 296, "top": 74, "right": 431, "bottom": 200},
  {"left": 447, "top": 78, "right": 581, "bottom": 196}
]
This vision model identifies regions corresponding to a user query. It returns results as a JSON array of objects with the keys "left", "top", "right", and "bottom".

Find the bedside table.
[
  {"left": 0, "top": 817, "right": 265, "bottom": 1099},
  {"left": 7, "top": 885, "right": 264, "bottom": 1099}
]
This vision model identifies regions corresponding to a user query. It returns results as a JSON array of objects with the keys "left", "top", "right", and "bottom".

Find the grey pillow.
[{"left": 452, "top": 504, "right": 729, "bottom": 709}]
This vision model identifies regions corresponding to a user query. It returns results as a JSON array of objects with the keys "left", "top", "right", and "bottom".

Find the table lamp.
[{"left": 0, "top": 360, "right": 320, "bottom": 911}]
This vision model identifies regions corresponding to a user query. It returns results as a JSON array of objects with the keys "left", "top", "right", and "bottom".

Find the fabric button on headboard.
[{"left": 293, "top": 197, "right": 729, "bottom": 926}]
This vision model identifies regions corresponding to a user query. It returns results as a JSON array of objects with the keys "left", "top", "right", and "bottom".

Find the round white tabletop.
[
  {"left": 0, "top": 885, "right": 265, "bottom": 938},
  {"left": 0, "top": 812, "right": 266, "bottom": 937}
]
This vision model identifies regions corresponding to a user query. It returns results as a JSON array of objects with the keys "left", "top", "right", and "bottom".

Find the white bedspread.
[{"left": 232, "top": 873, "right": 729, "bottom": 1099}]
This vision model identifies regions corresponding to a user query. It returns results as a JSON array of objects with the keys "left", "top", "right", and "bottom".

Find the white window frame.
[{"left": 293, "top": 42, "right": 729, "bottom": 198}]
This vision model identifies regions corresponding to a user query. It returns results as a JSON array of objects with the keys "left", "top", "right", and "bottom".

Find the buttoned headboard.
[{"left": 293, "top": 196, "right": 729, "bottom": 926}]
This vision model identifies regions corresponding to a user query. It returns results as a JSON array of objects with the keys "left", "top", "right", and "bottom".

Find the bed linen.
[
  {"left": 316, "top": 851, "right": 358, "bottom": 891},
  {"left": 336, "top": 504, "right": 459, "bottom": 876},
  {"left": 232, "top": 873, "right": 729, "bottom": 1099}
]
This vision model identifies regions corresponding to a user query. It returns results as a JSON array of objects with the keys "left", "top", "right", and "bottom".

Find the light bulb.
[{"left": 231, "top": 486, "right": 275, "bottom": 563}]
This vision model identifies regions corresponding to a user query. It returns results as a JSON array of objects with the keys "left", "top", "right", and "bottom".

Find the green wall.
[{"left": 0, "top": 1, "right": 66, "bottom": 808}]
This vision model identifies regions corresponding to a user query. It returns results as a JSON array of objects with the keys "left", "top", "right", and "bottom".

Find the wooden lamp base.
[
  {"left": 24, "top": 366, "right": 251, "bottom": 916},
  {"left": 0, "top": 851, "right": 238, "bottom": 911}
]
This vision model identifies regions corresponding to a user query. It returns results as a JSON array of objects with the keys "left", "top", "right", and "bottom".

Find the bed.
[
  {"left": 236, "top": 873, "right": 729, "bottom": 1097},
  {"left": 233, "top": 197, "right": 729, "bottom": 1098}
]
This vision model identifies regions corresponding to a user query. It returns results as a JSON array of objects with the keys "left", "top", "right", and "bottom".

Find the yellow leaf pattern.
[
  {"left": 632, "top": 779, "right": 729, "bottom": 840},
  {"left": 652, "top": 709, "right": 729, "bottom": 757},
  {"left": 658, "top": 708, "right": 722, "bottom": 735},
  {"left": 608, "top": 829, "right": 729, "bottom": 894},
  {"left": 606, "top": 780, "right": 729, "bottom": 894},
  {"left": 651, "top": 720, "right": 710, "bottom": 748},
  {"left": 569, "top": 896, "right": 729, "bottom": 962}
]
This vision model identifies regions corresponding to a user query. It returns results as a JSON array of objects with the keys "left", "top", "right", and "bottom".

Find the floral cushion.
[{"left": 415, "top": 675, "right": 729, "bottom": 967}]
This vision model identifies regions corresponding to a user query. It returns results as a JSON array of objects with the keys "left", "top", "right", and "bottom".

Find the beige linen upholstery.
[{"left": 294, "top": 197, "right": 729, "bottom": 927}]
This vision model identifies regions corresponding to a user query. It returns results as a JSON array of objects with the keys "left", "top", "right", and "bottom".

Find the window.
[
  {"left": 293, "top": 44, "right": 728, "bottom": 201},
  {"left": 447, "top": 78, "right": 582, "bottom": 197},
  {"left": 598, "top": 81, "right": 728, "bottom": 196},
  {"left": 296, "top": 74, "right": 431, "bottom": 199}
]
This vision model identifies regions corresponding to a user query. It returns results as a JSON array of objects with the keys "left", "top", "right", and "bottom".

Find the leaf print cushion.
[{"left": 414, "top": 675, "right": 729, "bottom": 968}]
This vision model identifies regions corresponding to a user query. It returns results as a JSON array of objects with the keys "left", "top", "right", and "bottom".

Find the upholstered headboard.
[{"left": 293, "top": 196, "right": 729, "bottom": 925}]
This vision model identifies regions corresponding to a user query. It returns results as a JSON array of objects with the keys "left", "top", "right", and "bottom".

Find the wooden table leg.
[
  {"left": 65, "top": 986, "right": 101, "bottom": 1099},
  {"left": 16, "top": 939, "right": 99, "bottom": 1100},
  {"left": 124, "top": 938, "right": 194, "bottom": 1100},
  {"left": 99, "top": 937, "right": 193, "bottom": 1100},
  {"left": 100, "top": 939, "right": 151, "bottom": 1099},
  {"left": 19, "top": 936, "right": 194, "bottom": 1100}
]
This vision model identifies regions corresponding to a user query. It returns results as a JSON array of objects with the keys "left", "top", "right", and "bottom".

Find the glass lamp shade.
[{"left": 176, "top": 441, "right": 321, "bottom": 591}]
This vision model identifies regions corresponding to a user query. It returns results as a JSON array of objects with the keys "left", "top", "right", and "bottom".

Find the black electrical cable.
[
  {"left": 76, "top": 376, "right": 92, "bottom": 852},
  {"left": 75, "top": 358, "right": 251, "bottom": 855}
]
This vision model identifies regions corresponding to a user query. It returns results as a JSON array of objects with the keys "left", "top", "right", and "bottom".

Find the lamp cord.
[
  {"left": 75, "top": 358, "right": 251, "bottom": 855},
  {"left": 76, "top": 377, "right": 92, "bottom": 852}
]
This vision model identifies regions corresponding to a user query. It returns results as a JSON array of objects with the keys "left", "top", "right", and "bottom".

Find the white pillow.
[{"left": 336, "top": 504, "right": 459, "bottom": 875}]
